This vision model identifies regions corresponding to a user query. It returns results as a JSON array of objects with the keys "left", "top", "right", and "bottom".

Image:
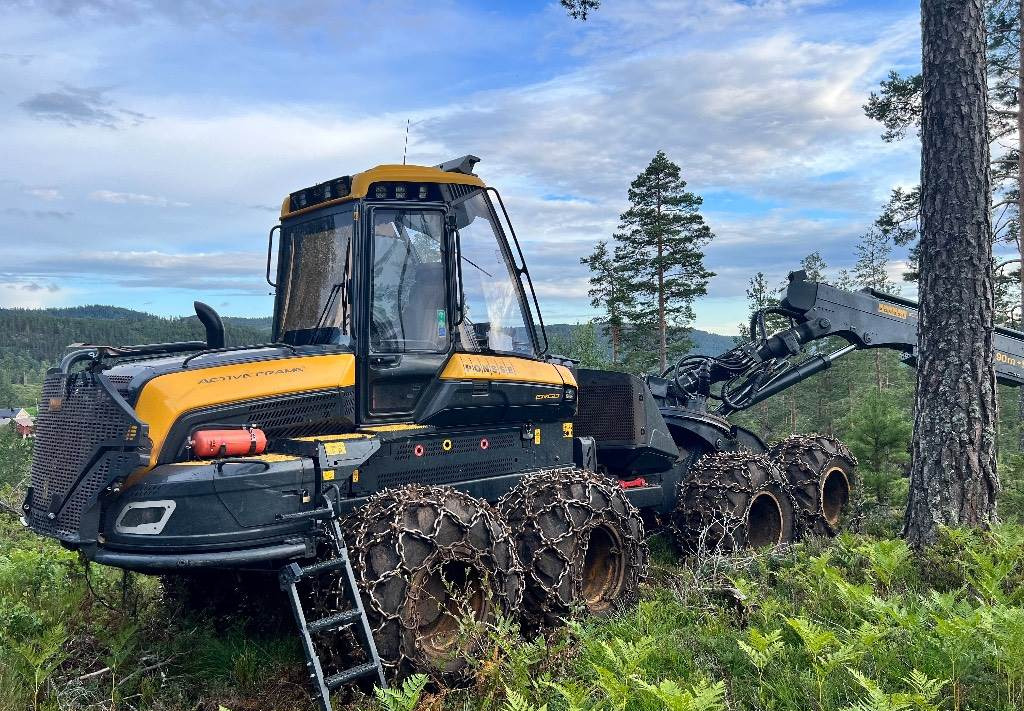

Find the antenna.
[{"left": 403, "top": 118, "right": 410, "bottom": 165}]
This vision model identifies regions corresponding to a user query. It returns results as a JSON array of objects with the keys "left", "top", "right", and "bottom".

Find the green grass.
[{"left": 3, "top": 495, "right": 1024, "bottom": 710}]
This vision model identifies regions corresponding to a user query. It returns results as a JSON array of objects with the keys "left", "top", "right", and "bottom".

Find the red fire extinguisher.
[{"left": 191, "top": 428, "right": 267, "bottom": 458}]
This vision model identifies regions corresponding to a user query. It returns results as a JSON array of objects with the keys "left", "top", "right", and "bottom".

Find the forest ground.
[{"left": 4, "top": 478, "right": 1024, "bottom": 711}]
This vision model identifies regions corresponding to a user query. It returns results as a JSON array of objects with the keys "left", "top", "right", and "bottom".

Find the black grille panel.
[
  {"left": 574, "top": 369, "right": 640, "bottom": 442},
  {"left": 378, "top": 457, "right": 518, "bottom": 489},
  {"left": 447, "top": 183, "right": 480, "bottom": 201},
  {"left": 29, "top": 373, "right": 135, "bottom": 539},
  {"left": 249, "top": 391, "right": 351, "bottom": 438},
  {"left": 105, "top": 374, "right": 134, "bottom": 398}
]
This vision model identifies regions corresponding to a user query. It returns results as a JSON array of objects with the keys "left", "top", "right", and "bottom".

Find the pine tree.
[
  {"left": 581, "top": 240, "right": 630, "bottom": 365},
  {"left": 736, "top": 272, "right": 779, "bottom": 341},
  {"left": 864, "top": 0, "right": 1020, "bottom": 292},
  {"left": 841, "top": 389, "right": 913, "bottom": 506},
  {"left": 561, "top": 0, "right": 599, "bottom": 20},
  {"left": 614, "top": 151, "right": 715, "bottom": 373},
  {"left": 798, "top": 251, "right": 840, "bottom": 433},
  {"left": 800, "top": 251, "right": 827, "bottom": 282},
  {"left": 906, "top": 0, "right": 999, "bottom": 547},
  {"left": 853, "top": 228, "right": 898, "bottom": 294}
]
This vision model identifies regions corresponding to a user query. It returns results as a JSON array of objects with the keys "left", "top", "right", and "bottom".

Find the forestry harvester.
[{"left": 21, "top": 156, "right": 1024, "bottom": 707}]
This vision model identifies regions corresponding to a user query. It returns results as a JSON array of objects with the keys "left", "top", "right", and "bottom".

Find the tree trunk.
[
  {"left": 1017, "top": 0, "right": 1024, "bottom": 451},
  {"left": 656, "top": 191, "right": 667, "bottom": 373},
  {"left": 905, "top": 0, "right": 999, "bottom": 547}
]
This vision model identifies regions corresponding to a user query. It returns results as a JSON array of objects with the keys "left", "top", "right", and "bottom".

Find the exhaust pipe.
[{"left": 194, "top": 301, "right": 225, "bottom": 349}]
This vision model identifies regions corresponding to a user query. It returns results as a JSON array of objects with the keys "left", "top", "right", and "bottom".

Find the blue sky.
[{"left": 0, "top": 0, "right": 924, "bottom": 334}]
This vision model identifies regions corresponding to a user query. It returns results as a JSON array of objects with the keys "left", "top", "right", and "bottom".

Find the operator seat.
[{"left": 400, "top": 261, "right": 445, "bottom": 350}]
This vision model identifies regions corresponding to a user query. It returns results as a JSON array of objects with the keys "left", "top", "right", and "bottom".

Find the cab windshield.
[
  {"left": 276, "top": 210, "right": 354, "bottom": 344},
  {"left": 454, "top": 192, "right": 535, "bottom": 356}
]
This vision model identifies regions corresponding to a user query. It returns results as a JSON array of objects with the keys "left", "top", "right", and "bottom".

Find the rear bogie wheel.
[
  {"left": 769, "top": 434, "right": 857, "bottom": 536},
  {"left": 499, "top": 467, "right": 648, "bottom": 629},
  {"left": 673, "top": 451, "right": 796, "bottom": 552},
  {"left": 339, "top": 484, "right": 523, "bottom": 680}
]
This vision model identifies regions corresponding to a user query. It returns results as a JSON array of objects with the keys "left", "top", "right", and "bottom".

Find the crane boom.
[{"left": 659, "top": 270, "right": 1024, "bottom": 416}]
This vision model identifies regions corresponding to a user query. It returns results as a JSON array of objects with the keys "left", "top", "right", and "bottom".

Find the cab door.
[{"left": 360, "top": 206, "right": 453, "bottom": 419}]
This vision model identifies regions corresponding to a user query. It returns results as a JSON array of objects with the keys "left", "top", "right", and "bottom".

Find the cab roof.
[{"left": 280, "top": 161, "right": 486, "bottom": 219}]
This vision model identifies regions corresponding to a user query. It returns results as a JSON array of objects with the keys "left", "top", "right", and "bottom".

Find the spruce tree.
[
  {"left": 614, "top": 151, "right": 714, "bottom": 373},
  {"left": 853, "top": 228, "right": 898, "bottom": 294}
]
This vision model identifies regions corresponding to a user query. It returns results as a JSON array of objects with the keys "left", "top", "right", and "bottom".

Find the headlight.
[{"left": 114, "top": 500, "right": 176, "bottom": 535}]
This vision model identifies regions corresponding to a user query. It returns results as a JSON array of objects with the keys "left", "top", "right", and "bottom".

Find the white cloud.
[
  {"left": 89, "top": 190, "right": 189, "bottom": 207},
  {"left": 0, "top": 0, "right": 922, "bottom": 323},
  {"left": 0, "top": 279, "right": 69, "bottom": 308},
  {"left": 25, "top": 187, "right": 62, "bottom": 200}
]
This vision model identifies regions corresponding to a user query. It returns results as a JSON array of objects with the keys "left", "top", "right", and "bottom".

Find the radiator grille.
[
  {"left": 574, "top": 372, "right": 639, "bottom": 442},
  {"left": 28, "top": 373, "right": 136, "bottom": 539},
  {"left": 249, "top": 390, "right": 351, "bottom": 438}
]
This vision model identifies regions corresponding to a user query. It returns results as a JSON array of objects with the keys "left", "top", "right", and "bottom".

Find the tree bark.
[
  {"left": 905, "top": 0, "right": 999, "bottom": 547},
  {"left": 1017, "top": 0, "right": 1024, "bottom": 451},
  {"left": 656, "top": 190, "right": 667, "bottom": 373}
]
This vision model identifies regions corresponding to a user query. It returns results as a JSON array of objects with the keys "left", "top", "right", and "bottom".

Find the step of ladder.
[{"left": 280, "top": 519, "right": 386, "bottom": 711}]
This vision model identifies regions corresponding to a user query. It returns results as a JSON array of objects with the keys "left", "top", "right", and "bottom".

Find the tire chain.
[
  {"left": 498, "top": 466, "right": 648, "bottom": 629},
  {"left": 672, "top": 451, "right": 795, "bottom": 552},
  {"left": 315, "top": 484, "right": 523, "bottom": 680},
  {"left": 768, "top": 433, "right": 858, "bottom": 537}
]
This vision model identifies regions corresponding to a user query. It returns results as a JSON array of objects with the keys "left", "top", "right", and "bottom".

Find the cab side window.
[{"left": 370, "top": 209, "right": 448, "bottom": 353}]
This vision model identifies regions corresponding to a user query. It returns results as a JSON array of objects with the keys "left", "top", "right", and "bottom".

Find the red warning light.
[
  {"left": 480, "top": 438, "right": 489, "bottom": 450},
  {"left": 413, "top": 444, "right": 425, "bottom": 457}
]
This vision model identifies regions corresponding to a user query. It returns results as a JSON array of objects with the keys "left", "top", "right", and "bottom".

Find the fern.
[
  {"left": 842, "top": 669, "right": 944, "bottom": 711},
  {"left": 544, "top": 680, "right": 593, "bottom": 711},
  {"left": 374, "top": 674, "right": 428, "bottom": 711},
  {"left": 637, "top": 678, "right": 727, "bottom": 711},
  {"left": 586, "top": 636, "right": 656, "bottom": 711},
  {"left": 858, "top": 539, "right": 911, "bottom": 591},
  {"left": 10, "top": 624, "right": 68, "bottom": 711},
  {"left": 787, "top": 617, "right": 859, "bottom": 708},
  {"left": 502, "top": 686, "right": 547, "bottom": 711},
  {"left": 737, "top": 627, "right": 783, "bottom": 674}
]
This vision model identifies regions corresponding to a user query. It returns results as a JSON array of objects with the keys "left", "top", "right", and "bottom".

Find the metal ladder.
[{"left": 279, "top": 512, "right": 387, "bottom": 711}]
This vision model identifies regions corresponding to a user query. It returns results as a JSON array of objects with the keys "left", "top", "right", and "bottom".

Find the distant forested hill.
[
  {"left": 541, "top": 322, "right": 735, "bottom": 360},
  {"left": 0, "top": 305, "right": 734, "bottom": 388},
  {"left": 0, "top": 306, "right": 272, "bottom": 386}
]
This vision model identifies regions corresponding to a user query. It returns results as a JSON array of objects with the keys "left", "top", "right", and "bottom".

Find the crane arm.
[{"left": 661, "top": 270, "right": 1024, "bottom": 416}]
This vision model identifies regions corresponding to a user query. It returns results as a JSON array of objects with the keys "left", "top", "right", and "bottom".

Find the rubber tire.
[
  {"left": 769, "top": 434, "right": 857, "bottom": 537},
  {"left": 673, "top": 451, "right": 796, "bottom": 552},
  {"left": 498, "top": 467, "right": 648, "bottom": 630},
  {"left": 341, "top": 484, "right": 523, "bottom": 680}
]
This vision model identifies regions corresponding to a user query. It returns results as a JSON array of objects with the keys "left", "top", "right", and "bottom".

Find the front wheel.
[
  {"left": 498, "top": 467, "right": 648, "bottom": 629},
  {"left": 342, "top": 485, "right": 523, "bottom": 680}
]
